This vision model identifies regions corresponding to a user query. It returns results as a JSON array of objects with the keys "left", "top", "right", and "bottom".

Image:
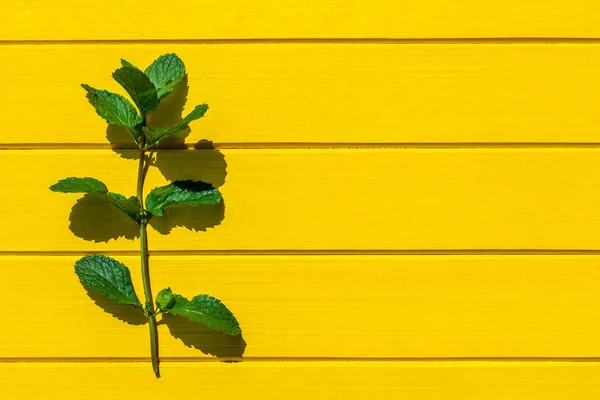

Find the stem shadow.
[
  {"left": 160, "top": 313, "right": 246, "bottom": 359},
  {"left": 84, "top": 287, "right": 147, "bottom": 326}
]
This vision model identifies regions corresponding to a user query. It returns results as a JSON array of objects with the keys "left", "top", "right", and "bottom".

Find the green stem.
[{"left": 138, "top": 126, "right": 160, "bottom": 378}]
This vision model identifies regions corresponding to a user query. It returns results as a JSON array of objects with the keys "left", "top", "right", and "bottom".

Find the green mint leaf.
[
  {"left": 113, "top": 66, "right": 159, "bottom": 116},
  {"left": 75, "top": 255, "right": 142, "bottom": 307},
  {"left": 104, "top": 192, "right": 142, "bottom": 221},
  {"left": 145, "top": 180, "right": 221, "bottom": 217},
  {"left": 120, "top": 59, "right": 137, "bottom": 69},
  {"left": 50, "top": 177, "right": 140, "bottom": 221},
  {"left": 156, "top": 288, "right": 177, "bottom": 311},
  {"left": 144, "top": 53, "right": 186, "bottom": 100},
  {"left": 164, "top": 291, "right": 241, "bottom": 336},
  {"left": 143, "top": 104, "right": 208, "bottom": 147},
  {"left": 81, "top": 84, "right": 143, "bottom": 143},
  {"left": 49, "top": 176, "right": 107, "bottom": 193}
]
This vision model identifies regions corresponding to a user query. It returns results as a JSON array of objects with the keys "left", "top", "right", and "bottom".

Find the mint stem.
[{"left": 137, "top": 122, "right": 160, "bottom": 378}]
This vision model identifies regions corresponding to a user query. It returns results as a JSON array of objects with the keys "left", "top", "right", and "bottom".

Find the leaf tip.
[{"left": 120, "top": 59, "right": 136, "bottom": 69}]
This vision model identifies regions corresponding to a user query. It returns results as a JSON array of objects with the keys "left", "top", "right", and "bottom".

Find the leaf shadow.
[
  {"left": 69, "top": 194, "right": 139, "bottom": 242},
  {"left": 84, "top": 287, "right": 147, "bottom": 326},
  {"left": 148, "top": 201, "right": 225, "bottom": 235},
  {"left": 148, "top": 75, "right": 190, "bottom": 130},
  {"left": 151, "top": 140, "right": 228, "bottom": 189},
  {"left": 160, "top": 313, "right": 246, "bottom": 359}
]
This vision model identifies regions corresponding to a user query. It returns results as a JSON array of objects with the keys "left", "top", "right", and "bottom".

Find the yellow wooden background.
[{"left": 2, "top": 1, "right": 600, "bottom": 398}]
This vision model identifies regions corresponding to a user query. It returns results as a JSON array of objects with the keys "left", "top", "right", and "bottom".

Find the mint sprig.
[{"left": 50, "top": 53, "right": 240, "bottom": 378}]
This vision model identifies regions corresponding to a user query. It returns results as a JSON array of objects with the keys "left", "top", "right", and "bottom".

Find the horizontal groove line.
[
  {"left": 5, "top": 250, "right": 600, "bottom": 257},
  {"left": 3, "top": 38, "right": 600, "bottom": 46},
  {"left": 2, "top": 357, "right": 600, "bottom": 364},
  {"left": 6, "top": 143, "right": 600, "bottom": 150}
]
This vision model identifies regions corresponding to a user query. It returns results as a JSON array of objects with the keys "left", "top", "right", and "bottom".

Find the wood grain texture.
[
  {"left": 4, "top": 0, "right": 599, "bottom": 394},
  {"left": 5, "top": 149, "right": 600, "bottom": 252},
  {"left": 1, "top": 362, "right": 599, "bottom": 399},
  {"left": 2, "top": 1, "right": 600, "bottom": 40},
  {"left": 3, "top": 44, "right": 600, "bottom": 145},
  {"left": 3, "top": 255, "right": 600, "bottom": 358}
]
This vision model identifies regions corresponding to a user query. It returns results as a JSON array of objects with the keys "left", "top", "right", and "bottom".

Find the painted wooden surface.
[
  {"left": 2, "top": 1, "right": 600, "bottom": 40},
  {"left": 2, "top": 0, "right": 599, "bottom": 396},
  {"left": 2, "top": 362, "right": 599, "bottom": 399},
  {"left": 3, "top": 149, "right": 600, "bottom": 252},
  {"left": 3, "top": 44, "right": 600, "bottom": 145},
  {"left": 2, "top": 255, "right": 600, "bottom": 359}
]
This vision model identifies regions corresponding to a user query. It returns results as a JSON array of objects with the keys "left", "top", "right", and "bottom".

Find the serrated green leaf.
[
  {"left": 50, "top": 177, "right": 140, "bottom": 221},
  {"left": 163, "top": 291, "right": 241, "bottom": 335},
  {"left": 75, "top": 255, "right": 142, "bottom": 307},
  {"left": 49, "top": 177, "right": 107, "bottom": 193},
  {"left": 156, "top": 288, "right": 177, "bottom": 311},
  {"left": 81, "top": 84, "right": 143, "bottom": 142},
  {"left": 113, "top": 66, "right": 159, "bottom": 116},
  {"left": 144, "top": 53, "right": 186, "bottom": 100},
  {"left": 143, "top": 104, "right": 208, "bottom": 147},
  {"left": 145, "top": 180, "right": 221, "bottom": 217}
]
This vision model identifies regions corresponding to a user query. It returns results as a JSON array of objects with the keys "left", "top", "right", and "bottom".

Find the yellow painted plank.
[
  {"left": 3, "top": 255, "right": 600, "bottom": 358},
  {"left": 1, "top": 362, "right": 599, "bottom": 399},
  {"left": 2, "top": 1, "right": 600, "bottom": 40},
  {"left": 4, "top": 149, "right": 600, "bottom": 251},
  {"left": 3, "top": 44, "right": 600, "bottom": 144}
]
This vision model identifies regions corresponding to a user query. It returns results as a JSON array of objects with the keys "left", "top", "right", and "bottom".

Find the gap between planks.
[
  {"left": 7, "top": 143, "right": 600, "bottom": 150},
  {"left": 4, "top": 38, "right": 600, "bottom": 46},
  {"left": 3, "top": 357, "right": 600, "bottom": 364},
  {"left": 6, "top": 250, "right": 600, "bottom": 256}
]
